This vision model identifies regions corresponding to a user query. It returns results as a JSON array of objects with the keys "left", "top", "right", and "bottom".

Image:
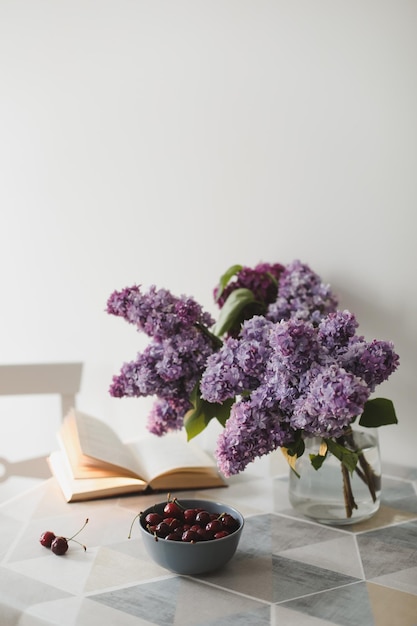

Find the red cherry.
[
  {"left": 155, "top": 522, "right": 170, "bottom": 538},
  {"left": 196, "top": 527, "right": 209, "bottom": 541},
  {"left": 39, "top": 531, "right": 56, "bottom": 548},
  {"left": 145, "top": 513, "right": 163, "bottom": 526},
  {"left": 165, "top": 533, "right": 180, "bottom": 541},
  {"left": 205, "top": 519, "right": 222, "bottom": 537},
  {"left": 163, "top": 517, "right": 182, "bottom": 530},
  {"left": 163, "top": 501, "right": 183, "bottom": 519},
  {"left": 51, "top": 536, "right": 69, "bottom": 555},
  {"left": 214, "top": 530, "right": 230, "bottom": 539},
  {"left": 182, "top": 529, "right": 199, "bottom": 542},
  {"left": 220, "top": 513, "right": 240, "bottom": 531},
  {"left": 195, "top": 510, "right": 211, "bottom": 526},
  {"left": 183, "top": 508, "right": 198, "bottom": 523},
  {"left": 189, "top": 524, "right": 202, "bottom": 533}
]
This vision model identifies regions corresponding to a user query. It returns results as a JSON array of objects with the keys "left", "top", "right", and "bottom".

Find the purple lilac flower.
[
  {"left": 109, "top": 267, "right": 399, "bottom": 461},
  {"left": 291, "top": 365, "right": 371, "bottom": 438},
  {"left": 318, "top": 310, "right": 359, "bottom": 353},
  {"left": 147, "top": 397, "right": 192, "bottom": 435},
  {"left": 109, "top": 345, "right": 164, "bottom": 398},
  {"left": 200, "top": 316, "right": 273, "bottom": 403},
  {"left": 108, "top": 284, "right": 219, "bottom": 434},
  {"left": 340, "top": 338, "right": 400, "bottom": 392},
  {"left": 199, "top": 339, "right": 245, "bottom": 403},
  {"left": 235, "top": 316, "right": 274, "bottom": 376},
  {"left": 269, "top": 318, "right": 320, "bottom": 374},
  {"left": 210, "top": 309, "right": 399, "bottom": 474},
  {"left": 110, "top": 327, "right": 215, "bottom": 400},
  {"left": 215, "top": 397, "right": 295, "bottom": 476},
  {"left": 107, "top": 285, "right": 214, "bottom": 340},
  {"left": 263, "top": 366, "right": 306, "bottom": 414},
  {"left": 267, "top": 260, "right": 338, "bottom": 324},
  {"left": 215, "top": 263, "right": 284, "bottom": 307}
]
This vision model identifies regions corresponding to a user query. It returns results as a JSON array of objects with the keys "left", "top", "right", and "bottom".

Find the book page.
[
  {"left": 71, "top": 410, "right": 143, "bottom": 477},
  {"left": 47, "top": 451, "right": 147, "bottom": 502},
  {"left": 126, "top": 431, "right": 218, "bottom": 483}
]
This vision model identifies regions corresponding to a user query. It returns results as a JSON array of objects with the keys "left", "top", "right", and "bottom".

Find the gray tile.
[
  {"left": 234, "top": 514, "right": 274, "bottom": 557},
  {"left": 282, "top": 581, "right": 374, "bottom": 626},
  {"left": 371, "top": 565, "right": 417, "bottom": 596},
  {"left": 278, "top": 534, "right": 363, "bottom": 579},
  {"left": 198, "top": 554, "right": 274, "bottom": 602},
  {"left": 361, "top": 519, "right": 417, "bottom": 549},
  {"left": 90, "top": 577, "right": 269, "bottom": 626},
  {"left": 199, "top": 552, "right": 360, "bottom": 604},
  {"left": 270, "top": 515, "right": 345, "bottom": 554},
  {"left": 271, "top": 556, "right": 360, "bottom": 603},
  {"left": 237, "top": 513, "right": 345, "bottom": 557},
  {"left": 356, "top": 520, "right": 417, "bottom": 578},
  {"left": 196, "top": 605, "right": 271, "bottom": 626},
  {"left": 91, "top": 578, "right": 181, "bottom": 625}
]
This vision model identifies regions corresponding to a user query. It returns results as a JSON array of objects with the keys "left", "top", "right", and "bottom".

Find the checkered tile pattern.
[{"left": 1, "top": 467, "right": 416, "bottom": 625}]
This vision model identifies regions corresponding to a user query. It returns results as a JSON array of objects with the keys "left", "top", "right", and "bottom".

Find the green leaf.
[
  {"left": 214, "top": 264, "right": 243, "bottom": 302},
  {"left": 212, "top": 288, "right": 257, "bottom": 337},
  {"left": 359, "top": 397, "right": 398, "bottom": 428},
  {"left": 327, "top": 439, "right": 358, "bottom": 474},
  {"left": 308, "top": 438, "right": 328, "bottom": 470},
  {"left": 184, "top": 386, "right": 233, "bottom": 440},
  {"left": 285, "top": 435, "right": 305, "bottom": 459},
  {"left": 309, "top": 452, "right": 327, "bottom": 470}
]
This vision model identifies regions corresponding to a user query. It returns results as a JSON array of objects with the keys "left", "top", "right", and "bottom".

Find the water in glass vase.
[{"left": 288, "top": 428, "right": 381, "bottom": 525}]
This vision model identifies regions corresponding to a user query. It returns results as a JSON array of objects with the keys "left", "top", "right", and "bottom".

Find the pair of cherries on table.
[
  {"left": 39, "top": 518, "right": 89, "bottom": 555},
  {"left": 144, "top": 498, "right": 240, "bottom": 542}
]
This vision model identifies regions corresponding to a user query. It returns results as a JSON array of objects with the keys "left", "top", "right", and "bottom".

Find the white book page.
[
  {"left": 126, "top": 432, "right": 217, "bottom": 483},
  {"left": 47, "top": 451, "right": 147, "bottom": 501},
  {"left": 74, "top": 410, "right": 143, "bottom": 476}
]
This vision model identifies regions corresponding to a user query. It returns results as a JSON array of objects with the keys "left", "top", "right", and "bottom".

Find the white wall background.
[{"left": 1, "top": 0, "right": 416, "bottom": 474}]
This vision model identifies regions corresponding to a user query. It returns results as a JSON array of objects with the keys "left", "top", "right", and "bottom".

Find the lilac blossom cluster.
[
  {"left": 107, "top": 285, "right": 214, "bottom": 339},
  {"left": 200, "top": 310, "right": 399, "bottom": 476},
  {"left": 107, "top": 261, "right": 398, "bottom": 478},
  {"left": 107, "top": 285, "right": 217, "bottom": 434},
  {"left": 266, "top": 259, "right": 339, "bottom": 325}
]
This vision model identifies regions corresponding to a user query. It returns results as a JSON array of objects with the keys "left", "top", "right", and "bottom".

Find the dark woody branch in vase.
[{"left": 337, "top": 429, "right": 381, "bottom": 518}]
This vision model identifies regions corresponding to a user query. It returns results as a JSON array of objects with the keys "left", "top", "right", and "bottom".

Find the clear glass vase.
[{"left": 288, "top": 427, "right": 381, "bottom": 525}]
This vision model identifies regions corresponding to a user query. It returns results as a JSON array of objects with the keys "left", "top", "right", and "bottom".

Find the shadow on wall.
[{"left": 0, "top": 455, "right": 51, "bottom": 482}]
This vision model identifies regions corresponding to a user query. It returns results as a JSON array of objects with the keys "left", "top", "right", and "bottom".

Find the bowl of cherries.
[{"left": 136, "top": 495, "right": 244, "bottom": 575}]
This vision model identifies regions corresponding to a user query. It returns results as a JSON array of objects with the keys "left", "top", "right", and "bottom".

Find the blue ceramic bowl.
[{"left": 139, "top": 498, "right": 244, "bottom": 575}]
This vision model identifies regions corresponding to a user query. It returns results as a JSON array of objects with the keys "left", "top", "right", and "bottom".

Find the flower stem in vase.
[
  {"left": 356, "top": 449, "right": 381, "bottom": 501},
  {"left": 341, "top": 462, "right": 358, "bottom": 519},
  {"left": 337, "top": 428, "right": 381, "bottom": 519}
]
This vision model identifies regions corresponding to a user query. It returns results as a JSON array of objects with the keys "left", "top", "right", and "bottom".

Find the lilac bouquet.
[{"left": 107, "top": 260, "right": 399, "bottom": 515}]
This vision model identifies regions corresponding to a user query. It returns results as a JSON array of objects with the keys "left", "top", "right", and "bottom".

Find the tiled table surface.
[{"left": 0, "top": 466, "right": 417, "bottom": 626}]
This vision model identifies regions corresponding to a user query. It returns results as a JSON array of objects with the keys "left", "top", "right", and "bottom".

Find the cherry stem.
[
  {"left": 128, "top": 513, "right": 141, "bottom": 539},
  {"left": 68, "top": 518, "right": 89, "bottom": 541},
  {"left": 70, "top": 538, "right": 87, "bottom": 552}
]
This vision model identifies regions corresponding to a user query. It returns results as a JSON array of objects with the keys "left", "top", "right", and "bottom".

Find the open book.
[{"left": 48, "top": 409, "right": 225, "bottom": 502}]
